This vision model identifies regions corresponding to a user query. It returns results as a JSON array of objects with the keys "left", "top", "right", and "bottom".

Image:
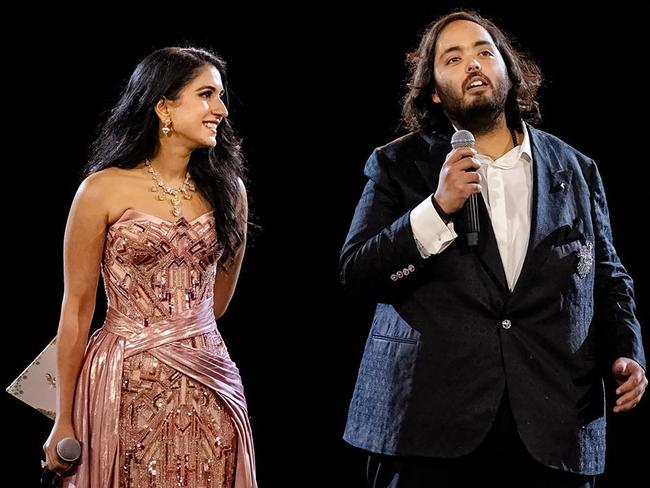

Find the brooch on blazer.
[{"left": 576, "top": 241, "right": 594, "bottom": 278}]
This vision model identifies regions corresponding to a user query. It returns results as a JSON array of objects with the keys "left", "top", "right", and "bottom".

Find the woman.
[{"left": 42, "top": 46, "right": 256, "bottom": 487}]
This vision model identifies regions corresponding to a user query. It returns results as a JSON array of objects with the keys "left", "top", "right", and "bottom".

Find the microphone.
[
  {"left": 451, "top": 130, "right": 479, "bottom": 246},
  {"left": 41, "top": 437, "right": 81, "bottom": 487}
]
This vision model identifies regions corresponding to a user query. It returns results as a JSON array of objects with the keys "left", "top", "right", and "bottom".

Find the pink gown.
[{"left": 63, "top": 209, "right": 256, "bottom": 488}]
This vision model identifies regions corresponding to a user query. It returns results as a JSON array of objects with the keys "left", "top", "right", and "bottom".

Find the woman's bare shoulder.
[
  {"left": 74, "top": 167, "right": 142, "bottom": 223},
  {"left": 87, "top": 166, "right": 145, "bottom": 194}
]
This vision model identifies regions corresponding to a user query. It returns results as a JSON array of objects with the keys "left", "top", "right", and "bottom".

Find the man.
[{"left": 339, "top": 10, "right": 647, "bottom": 488}]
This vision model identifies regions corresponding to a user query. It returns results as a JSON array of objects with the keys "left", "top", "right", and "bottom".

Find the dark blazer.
[{"left": 339, "top": 125, "right": 646, "bottom": 475}]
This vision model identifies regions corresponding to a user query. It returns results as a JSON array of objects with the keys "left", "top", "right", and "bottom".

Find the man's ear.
[{"left": 432, "top": 91, "right": 441, "bottom": 104}]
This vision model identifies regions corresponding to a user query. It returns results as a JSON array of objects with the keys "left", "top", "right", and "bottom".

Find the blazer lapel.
[
  {"left": 511, "top": 126, "right": 578, "bottom": 297},
  {"left": 413, "top": 132, "right": 448, "bottom": 192},
  {"left": 474, "top": 198, "right": 509, "bottom": 291}
]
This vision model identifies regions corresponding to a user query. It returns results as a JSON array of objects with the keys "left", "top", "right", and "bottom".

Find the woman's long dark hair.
[
  {"left": 83, "top": 47, "right": 246, "bottom": 267},
  {"left": 402, "top": 10, "right": 543, "bottom": 135}
]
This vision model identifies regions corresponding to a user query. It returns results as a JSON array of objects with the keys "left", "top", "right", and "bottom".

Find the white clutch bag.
[{"left": 6, "top": 337, "right": 57, "bottom": 420}]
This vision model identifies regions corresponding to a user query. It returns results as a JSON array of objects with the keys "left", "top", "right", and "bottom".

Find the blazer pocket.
[
  {"left": 370, "top": 333, "right": 417, "bottom": 345},
  {"left": 553, "top": 219, "right": 585, "bottom": 257},
  {"left": 553, "top": 238, "right": 584, "bottom": 258}
]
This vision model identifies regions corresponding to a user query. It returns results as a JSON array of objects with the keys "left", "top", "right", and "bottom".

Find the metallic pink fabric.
[{"left": 62, "top": 210, "right": 256, "bottom": 487}]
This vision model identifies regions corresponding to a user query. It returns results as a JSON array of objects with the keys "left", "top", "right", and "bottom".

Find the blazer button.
[
  {"left": 501, "top": 319, "right": 512, "bottom": 329},
  {"left": 396, "top": 271, "right": 404, "bottom": 278},
  {"left": 390, "top": 274, "right": 398, "bottom": 281},
  {"left": 408, "top": 264, "right": 415, "bottom": 272},
  {"left": 403, "top": 268, "right": 410, "bottom": 276}
]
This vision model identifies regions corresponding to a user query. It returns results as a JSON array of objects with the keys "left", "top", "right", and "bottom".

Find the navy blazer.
[{"left": 339, "top": 126, "right": 646, "bottom": 475}]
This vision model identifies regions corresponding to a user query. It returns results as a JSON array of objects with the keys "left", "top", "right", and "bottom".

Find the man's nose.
[{"left": 466, "top": 59, "right": 481, "bottom": 72}]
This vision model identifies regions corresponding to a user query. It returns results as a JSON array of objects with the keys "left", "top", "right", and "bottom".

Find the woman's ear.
[{"left": 154, "top": 97, "right": 169, "bottom": 121}]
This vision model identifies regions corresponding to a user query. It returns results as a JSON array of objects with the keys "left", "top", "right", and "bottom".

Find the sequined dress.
[{"left": 63, "top": 209, "right": 256, "bottom": 488}]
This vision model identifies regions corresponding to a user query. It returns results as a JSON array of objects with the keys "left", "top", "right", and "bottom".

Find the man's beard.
[{"left": 437, "top": 78, "right": 510, "bottom": 136}]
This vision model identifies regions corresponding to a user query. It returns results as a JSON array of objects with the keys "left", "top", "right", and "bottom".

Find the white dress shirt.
[{"left": 410, "top": 124, "right": 533, "bottom": 290}]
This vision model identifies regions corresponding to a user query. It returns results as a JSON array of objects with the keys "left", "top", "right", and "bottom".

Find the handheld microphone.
[
  {"left": 41, "top": 437, "right": 81, "bottom": 487},
  {"left": 451, "top": 130, "right": 479, "bottom": 246}
]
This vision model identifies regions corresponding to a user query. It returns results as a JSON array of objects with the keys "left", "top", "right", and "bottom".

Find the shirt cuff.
[{"left": 410, "top": 195, "right": 457, "bottom": 258}]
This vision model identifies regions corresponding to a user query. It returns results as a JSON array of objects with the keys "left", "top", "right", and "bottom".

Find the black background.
[{"left": 6, "top": 3, "right": 648, "bottom": 486}]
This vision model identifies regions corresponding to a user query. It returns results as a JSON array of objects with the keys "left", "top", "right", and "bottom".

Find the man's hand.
[{"left": 612, "top": 357, "right": 647, "bottom": 413}]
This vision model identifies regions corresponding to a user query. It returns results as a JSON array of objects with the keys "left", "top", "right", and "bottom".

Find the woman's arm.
[
  {"left": 213, "top": 178, "right": 248, "bottom": 320},
  {"left": 43, "top": 172, "right": 109, "bottom": 472}
]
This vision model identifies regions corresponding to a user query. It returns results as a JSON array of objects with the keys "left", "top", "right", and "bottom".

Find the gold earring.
[{"left": 162, "top": 120, "right": 172, "bottom": 136}]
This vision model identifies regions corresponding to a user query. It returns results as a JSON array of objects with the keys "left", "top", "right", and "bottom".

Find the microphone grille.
[
  {"left": 451, "top": 130, "right": 476, "bottom": 149},
  {"left": 56, "top": 437, "right": 81, "bottom": 463}
]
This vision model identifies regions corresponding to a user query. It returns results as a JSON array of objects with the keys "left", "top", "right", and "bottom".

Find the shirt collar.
[
  {"left": 451, "top": 123, "right": 532, "bottom": 168},
  {"left": 519, "top": 123, "right": 532, "bottom": 162}
]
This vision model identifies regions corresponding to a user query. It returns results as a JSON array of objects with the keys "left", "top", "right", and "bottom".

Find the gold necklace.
[{"left": 144, "top": 159, "right": 195, "bottom": 217}]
